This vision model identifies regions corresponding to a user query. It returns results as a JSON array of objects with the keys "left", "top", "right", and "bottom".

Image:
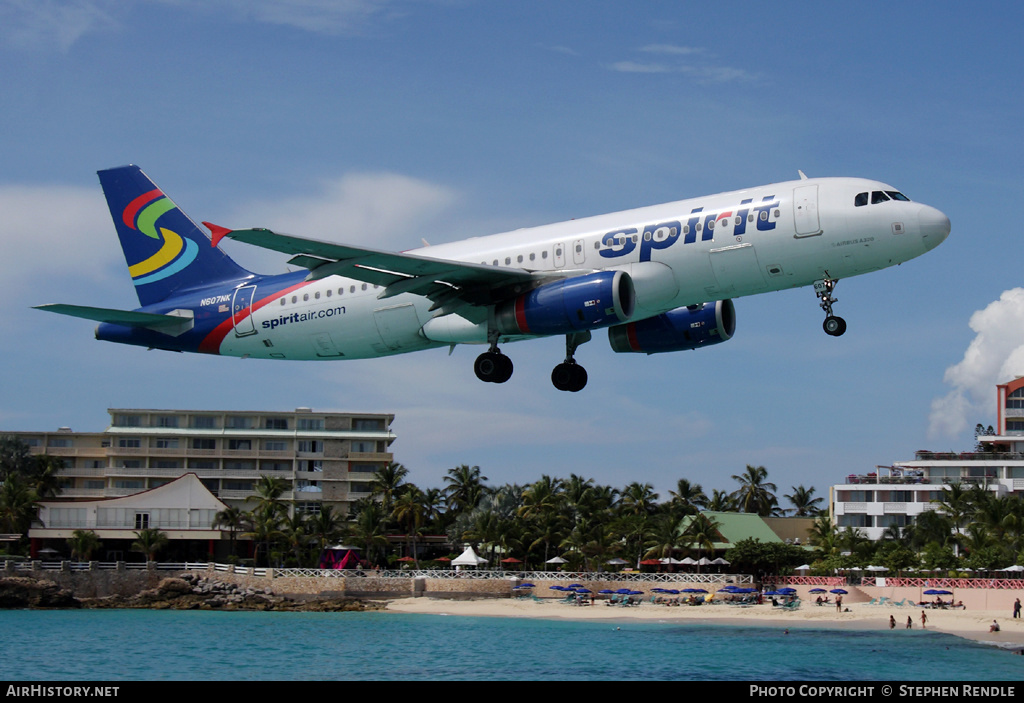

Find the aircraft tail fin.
[{"left": 98, "top": 165, "right": 252, "bottom": 306}]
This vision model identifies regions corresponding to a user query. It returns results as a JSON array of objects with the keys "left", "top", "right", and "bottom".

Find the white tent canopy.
[{"left": 452, "top": 546, "right": 487, "bottom": 567}]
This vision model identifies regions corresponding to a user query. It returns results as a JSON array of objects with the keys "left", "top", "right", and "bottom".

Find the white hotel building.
[{"left": 832, "top": 378, "right": 1024, "bottom": 540}]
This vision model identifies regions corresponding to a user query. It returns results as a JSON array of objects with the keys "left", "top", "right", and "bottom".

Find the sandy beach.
[{"left": 385, "top": 596, "right": 1024, "bottom": 648}]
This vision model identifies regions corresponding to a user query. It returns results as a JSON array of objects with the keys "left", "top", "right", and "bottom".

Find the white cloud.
[
  {"left": 928, "top": 288, "right": 1024, "bottom": 438},
  {"left": 0, "top": 0, "right": 118, "bottom": 51},
  {"left": 226, "top": 172, "right": 459, "bottom": 252},
  {"left": 639, "top": 44, "right": 703, "bottom": 56},
  {"left": 0, "top": 184, "right": 117, "bottom": 295},
  {"left": 608, "top": 56, "right": 754, "bottom": 83}
]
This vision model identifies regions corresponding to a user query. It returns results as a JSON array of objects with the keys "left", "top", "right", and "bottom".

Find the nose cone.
[{"left": 918, "top": 205, "right": 951, "bottom": 251}]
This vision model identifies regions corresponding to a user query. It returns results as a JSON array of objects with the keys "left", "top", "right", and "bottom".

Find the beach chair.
[
  {"left": 892, "top": 598, "right": 908, "bottom": 607},
  {"left": 781, "top": 599, "right": 801, "bottom": 611}
]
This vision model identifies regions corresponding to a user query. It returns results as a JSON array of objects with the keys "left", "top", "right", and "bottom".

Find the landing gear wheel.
[
  {"left": 823, "top": 316, "right": 847, "bottom": 337},
  {"left": 552, "top": 362, "right": 587, "bottom": 392},
  {"left": 474, "top": 351, "right": 513, "bottom": 383}
]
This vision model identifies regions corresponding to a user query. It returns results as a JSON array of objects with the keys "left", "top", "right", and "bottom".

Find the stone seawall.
[
  {"left": 4, "top": 562, "right": 745, "bottom": 601},
  {"left": 3, "top": 562, "right": 164, "bottom": 598}
]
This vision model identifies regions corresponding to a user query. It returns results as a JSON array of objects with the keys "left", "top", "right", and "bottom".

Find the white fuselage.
[{"left": 217, "top": 176, "right": 948, "bottom": 360}]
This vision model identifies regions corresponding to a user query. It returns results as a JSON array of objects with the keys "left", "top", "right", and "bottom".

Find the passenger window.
[
  {"left": 871, "top": 191, "right": 890, "bottom": 204},
  {"left": 855, "top": 193, "right": 869, "bottom": 207}
]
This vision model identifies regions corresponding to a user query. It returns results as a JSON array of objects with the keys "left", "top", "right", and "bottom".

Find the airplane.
[{"left": 36, "top": 165, "right": 950, "bottom": 392}]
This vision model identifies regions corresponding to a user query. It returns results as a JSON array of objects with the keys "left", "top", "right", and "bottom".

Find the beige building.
[{"left": 10, "top": 407, "right": 396, "bottom": 518}]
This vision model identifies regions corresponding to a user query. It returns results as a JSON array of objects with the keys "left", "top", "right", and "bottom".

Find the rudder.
[{"left": 98, "top": 165, "right": 252, "bottom": 306}]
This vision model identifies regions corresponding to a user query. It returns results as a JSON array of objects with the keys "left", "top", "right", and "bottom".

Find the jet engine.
[
  {"left": 495, "top": 270, "right": 635, "bottom": 336},
  {"left": 607, "top": 300, "right": 735, "bottom": 354}
]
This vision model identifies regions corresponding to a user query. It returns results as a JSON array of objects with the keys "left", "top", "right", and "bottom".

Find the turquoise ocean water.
[{"left": 1, "top": 609, "right": 1020, "bottom": 681}]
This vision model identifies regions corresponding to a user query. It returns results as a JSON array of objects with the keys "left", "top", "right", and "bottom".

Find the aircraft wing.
[{"left": 206, "top": 224, "right": 554, "bottom": 319}]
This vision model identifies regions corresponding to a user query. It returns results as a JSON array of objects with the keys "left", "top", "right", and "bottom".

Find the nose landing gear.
[{"left": 814, "top": 275, "right": 847, "bottom": 337}]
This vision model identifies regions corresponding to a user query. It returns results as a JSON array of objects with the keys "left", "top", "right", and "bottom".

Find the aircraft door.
[
  {"left": 793, "top": 185, "right": 821, "bottom": 237},
  {"left": 573, "top": 239, "right": 586, "bottom": 265},
  {"left": 232, "top": 285, "right": 257, "bottom": 337}
]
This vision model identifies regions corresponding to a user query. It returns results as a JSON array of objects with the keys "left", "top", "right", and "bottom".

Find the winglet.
[{"left": 203, "top": 222, "right": 233, "bottom": 248}]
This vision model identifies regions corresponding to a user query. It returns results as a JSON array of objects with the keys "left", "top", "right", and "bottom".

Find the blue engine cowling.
[
  {"left": 607, "top": 300, "right": 735, "bottom": 353},
  {"left": 495, "top": 270, "right": 635, "bottom": 336}
]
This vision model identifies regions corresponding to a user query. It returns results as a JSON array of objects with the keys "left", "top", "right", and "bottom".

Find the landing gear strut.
[
  {"left": 814, "top": 275, "right": 847, "bottom": 337},
  {"left": 474, "top": 332, "right": 513, "bottom": 383},
  {"left": 552, "top": 332, "right": 591, "bottom": 392}
]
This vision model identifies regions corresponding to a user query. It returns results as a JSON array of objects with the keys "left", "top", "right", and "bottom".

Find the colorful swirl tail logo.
[{"left": 122, "top": 188, "right": 199, "bottom": 285}]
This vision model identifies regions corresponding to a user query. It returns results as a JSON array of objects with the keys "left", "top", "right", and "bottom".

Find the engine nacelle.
[
  {"left": 495, "top": 270, "right": 635, "bottom": 336},
  {"left": 607, "top": 300, "right": 735, "bottom": 354}
]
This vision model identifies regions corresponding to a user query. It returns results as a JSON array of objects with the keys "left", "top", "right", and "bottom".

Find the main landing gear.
[
  {"left": 551, "top": 332, "right": 590, "bottom": 392},
  {"left": 814, "top": 274, "right": 847, "bottom": 337},
  {"left": 474, "top": 349, "right": 513, "bottom": 383},
  {"left": 472, "top": 331, "right": 591, "bottom": 391}
]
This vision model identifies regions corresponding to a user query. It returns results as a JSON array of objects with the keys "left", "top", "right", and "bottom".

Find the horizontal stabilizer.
[{"left": 34, "top": 304, "right": 194, "bottom": 336}]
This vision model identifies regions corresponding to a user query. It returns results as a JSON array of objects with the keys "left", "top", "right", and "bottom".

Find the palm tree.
[
  {"left": 808, "top": 514, "right": 842, "bottom": 556},
  {"left": 372, "top": 462, "right": 409, "bottom": 513},
  {"left": 308, "top": 506, "right": 345, "bottom": 555},
  {"left": 668, "top": 478, "right": 709, "bottom": 518},
  {"left": 131, "top": 527, "right": 169, "bottom": 561},
  {"left": 350, "top": 500, "right": 389, "bottom": 567},
  {"left": 707, "top": 489, "right": 736, "bottom": 512},
  {"left": 213, "top": 506, "right": 246, "bottom": 558},
  {"left": 67, "top": 529, "right": 101, "bottom": 561},
  {"left": 785, "top": 485, "right": 824, "bottom": 517},
  {"left": 679, "top": 512, "right": 722, "bottom": 570},
  {"left": 392, "top": 486, "right": 427, "bottom": 565},
  {"left": 444, "top": 464, "right": 488, "bottom": 513},
  {"left": 730, "top": 465, "right": 779, "bottom": 516},
  {"left": 243, "top": 509, "right": 286, "bottom": 567},
  {"left": 619, "top": 482, "right": 659, "bottom": 517},
  {"left": 0, "top": 474, "right": 40, "bottom": 536}
]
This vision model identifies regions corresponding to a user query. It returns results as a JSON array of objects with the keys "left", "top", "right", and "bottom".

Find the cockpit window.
[
  {"left": 854, "top": 192, "right": 869, "bottom": 207},
  {"left": 885, "top": 191, "right": 910, "bottom": 202},
  {"left": 871, "top": 191, "right": 890, "bottom": 204}
]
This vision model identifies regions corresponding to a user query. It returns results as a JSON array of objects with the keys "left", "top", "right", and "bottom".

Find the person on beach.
[
  {"left": 1014, "top": 598, "right": 1021, "bottom": 619},
  {"left": 921, "top": 610, "right": 927, "bottom": 629},
  {"left": 889, "top": 615, "right": 896, "bottom": 630},
  {"left": 906, "top": 616, "right": 913, "bottom": 629},
  {"left": 990, "top": 620, "right": 1001, "bottom": 632}
]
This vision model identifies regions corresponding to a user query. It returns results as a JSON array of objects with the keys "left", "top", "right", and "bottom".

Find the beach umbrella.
[
  {"left": 809, "top": 588, "right": 827, "bottom": 594},
  {"left": 830, "top": 589, "right": 848, "bottom": 594},
  {"left": 546, "top": 556, "right": 567, "bottom": 564},
  {"left": 606, "top": 558, "right": 628, "bottom": 566}
]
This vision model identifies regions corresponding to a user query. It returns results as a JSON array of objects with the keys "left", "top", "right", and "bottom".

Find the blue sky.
[{"left": 2, "top": 1, "right": 1022, "bottom": 505}]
